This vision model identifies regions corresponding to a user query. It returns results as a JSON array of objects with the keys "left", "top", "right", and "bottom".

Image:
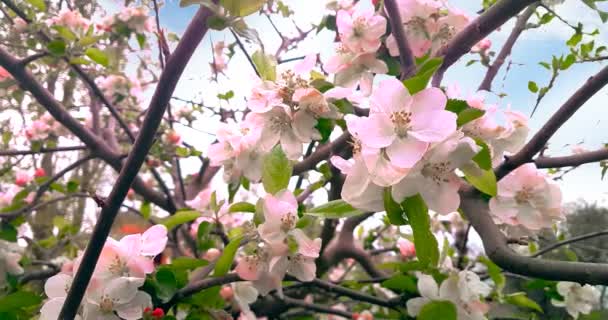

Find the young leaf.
[
  {"left": 505, "top": 292, "right": 544, "bottom": 313},
  {"left": 162, "top": 210, "right": 200, "bottom": 231},
  {"left": 384, "top": 188, "right": 408, "bottom": 225},
  {"left": 305, "top": 200, "right": 363, "bottom": 219},
  {"left": 528, "top": 81, "right": 539, "bottom": 93},
  {"left": 26, "top": 0, "right": 46, "bottom": 11},
  {"left": 456, "top": 108, "right": 485, "bottom": 127},
  {"left": 403, "top": 194, "right": 438, "bottom": 267},
  {"left": 402, "top": 57, "right": 443, "bottom": 94},
  {"left": 47, "top": 40, "right": 67, "bottom": 56},
  {"left": 214, "top": 235, "right": 243, "bottom": 276},
  {"left": 140, "top": 201, "right": 151, "bottom": 219},
  {"left": 221, "top": 0, "right": 265, "bottom": 17},
  {"left": 462, "top": 166, "right": 497, "bottom": 197},
  {"left": 0, "top": 291, "right": 43, "bottom": 312},
  {"left": 85, "top": 48, "right": 109, "bottom": 67},
  {"left": 252, "top": 50, "right": 277, "bottom": 81},
  {"left": 418, "top": 301, "right": 457, "bottom": 320},
  {"left": 262, "top": 146, "right": 292, "bottom": 194},
  {"left": 229, "top": 202, "right": 256, "bottom": 213}
]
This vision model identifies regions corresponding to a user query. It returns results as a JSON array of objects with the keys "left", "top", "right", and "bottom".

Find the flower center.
[
  {"left": 352, "top": 17, "right": 367, "bottom": 37},
  {"left": 349, "top": 138, "right": 362, "bottom": 155},
  {"left": 515, "top": 187, "right": 534, "bottom": 204},
  {"left": 421, "top": 161, "right": 451, "bottom": 184},
  {"left": 281, "top": 213, "right": 297, "bottom": 231},
  {"left": 108, "top": 255, "right": 127, "bottom": 276},
  {"left": 391, "top": 111, "right": 412, "bottom": 137},
  {"left": 99, "top": 295, "right": 114, "bottom": 313},
  {"left": 269, "top": 112, "right": 291, "bottom": 133}
]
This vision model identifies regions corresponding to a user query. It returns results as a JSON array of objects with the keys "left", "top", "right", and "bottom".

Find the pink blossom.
[
  {"left": 325, "top": 51, "right": 388, "bottom": 96},
  {"left": 220, "top": 286, "right": 234, "bottom": 300},
  {"left": 490, "top": 163, "right": 563, "bottom": 230},
  {"left": 203, "top": 248, "right": 221, "bottom": 261},
  {"left": 392, "top": 133, "right": 479, "bottom": 214},
  {"left": 185, "top": 189, "right": 213, "bottom": 212},
  {"left": 472, "top": 38, "right": 492, "bottom": 52},
  {"left": 336, "top": 9, "right": 386, "bottom": 54},
  {"left": 397, "top": 238, "right": 416, "bottom": 258},
  {"left": 257, "top": 190, "right": 299, "bottom": 246},
  {"left": 15, "top": 171, "right": 32, "bottom": 187},
  {"left": 362, "top": 78, "right": 456, "bottom": 170},
  {"left": 47, "top": 10, "right": 90, "bottom": 30},
  {"left": 0, "top": 67, "right": 10, "bottom": 81}
]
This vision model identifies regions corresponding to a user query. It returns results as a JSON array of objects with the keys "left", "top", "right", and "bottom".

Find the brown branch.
[
  {"left": 432, "top": 0, "right": 538, "bottom": 87},
  {"left": 535, "top": 147, "right": 608, "bottom": 168},
  {"left": 531, "top": 230, "right": 608, "bottom": 258},
  {"left": 280, "top": 295, "right": 353, "bottom": 318},
  {"left": 0, "top": 145, "right": 87, "bottom": 156},
  {"left": 384, "top": 0, "right": 416, "bottom": 78},
  {"left": 58, "top": 6, "right": 214, "bottom": 319},
  {"left": 460, "top": 187, "right": 608, "bottom": 285},
  {"left": 293, "top": 132, "right": 351, "bottom": 174},
  {"left": 478, "top": 4, "right": 538, "bottom": 91},
  {"left": 496, "top": 65, "right": 608, "bottom": 179}
]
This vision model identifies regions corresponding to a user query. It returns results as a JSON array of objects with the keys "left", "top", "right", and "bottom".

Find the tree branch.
[
  {"left": 496, "top": 65, "right": 608, "bottom": 179},
  {"left": 384, "top": 0, "right": 416, "bottom": 78},
  {"left": 460, "top": 187, "right": 608, "bottom": 285},
  {"left": 58, "top": 6, "right": 214, "bottom": 319},
  {"left": 432, "top": 0, "right": 538, "bottom": 87},
  {"left": 535, "top": 147, "right": 608, "bottom": 168},
  {"left": 280, "top": 295, "right": 353, "bottom": 318},
  {"left": 0, "top": 145, "right": 87, "bottom": 156},
  {"left": 293, "top": 132, "right": 351, "bottom": 174},
  {"left": 531, "top": 230, "right": 608, "bottom": 258},
  {"left": 478, "top": 4, "right": 538, "bottom": 91}
]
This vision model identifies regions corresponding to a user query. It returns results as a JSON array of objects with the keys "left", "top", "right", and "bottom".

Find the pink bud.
[
  {"left": 220, "top": 286, "right": 233, "bottom": 300},
  {"left": 397, "top": 238, "right": 416, "bottom": 259},
  {"left": 15, "top": 171, "right": 31, "bottom": 187},
  {"left": 34, "top": 168, "right": 46, "bottom": 178},
  {"left": 203, "top": 248, "right": 221, "bottom": 261}
]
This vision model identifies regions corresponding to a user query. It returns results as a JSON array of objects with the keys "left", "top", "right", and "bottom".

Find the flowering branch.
[
  {"left": 293, "top": 132, "right": 351, "bottom": 174},
  {"left": 432, "top": 0, "right": 538, "bottom": 86},
  {"left": 280, "top": 295, "right": 353, "bottom": 318},
  {"left": 58, "top": 6, "right": 214, "bottom": 319},
  {"left": 496, "top": 65, "right": 608, "bottom": 179},
  {"left": 478, "top": 4, "right": 538, "bottom": 91},
  {"left": 460, "top": 187, "right": 608, "bottom": 285},
  {"left": 384, "top": 0, "right": 416, "bottom": 78}
]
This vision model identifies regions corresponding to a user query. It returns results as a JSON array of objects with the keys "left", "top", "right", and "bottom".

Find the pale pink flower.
[
  {"left": 325, "top": 52, "right": 388, "bottom": 96},
  {"left": 392, "top": 133, "right": 479, "bottom": 214},
  {"left": 117, "top": 7, "right": 154, "bottom": 33},
  {"left": 203, "top": 248, "right": 221, "bottom": 261},
  {"left": 47, "top": 9, "right": 90, "bottom": 30},
  {"left": 363, "top": 78, "right": 456, "bottom": 169},
  {"left": 293, "top": 54, "right": 317, "bottom": 76},
  {"left": 331, "top": 154, "right": 384, "bottom": 212},
  {"left": 185, "top": 189, "right": 213, "bottom": 212},
  {"left": 83, "top": 277, "right": 152, "bottom": 320},
  {"left": 248, "top": 79, "right": 283, "bottom": 113},
  {"left": 336, "top": 9, "right": 386, "bottom": 54},
  {"left": 489, "top": 163, "right": 563, "bottom": 230},
  {"left": 472, "top": 38, "right": 492, "bottom": 53},
  {"left": 257, "top": 190, "right": 299, "bottom": 246},
  {"left": 552, "top": 281, "right": 600, "bottom": 319},
  {"left": 245, "top": 106, "right": 304, "bottom": 160},
  {"left": 271, "top": 229, "right": 321, "bottom": 282},
  {"left": 13, "top": 18, "right": 27, "bottom": 33}
]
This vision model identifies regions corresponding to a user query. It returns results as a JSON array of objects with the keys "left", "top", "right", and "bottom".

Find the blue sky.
[{"left": 102, "top": 0, "right": 608, "bottom": 204}]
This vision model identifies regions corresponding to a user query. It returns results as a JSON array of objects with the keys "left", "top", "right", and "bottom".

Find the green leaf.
[
  {"left": 528, "top": 81, "right": 539, "bottom": 93},
  {"left": 305, "top": 200, "right": 363, "bottom": 219},
  {"left": 0, "top": 291, "right": 42, "bottom": 312},
  {"left": 472, "top": 140, "right": 492, "bottom": 170},
  {"left": 136, "top": 33, "right": 146, "bottom": 49},
  {"left": 217, "top": 90, "right": 234, "bottom": 101},
  {"left": 162, "top": 210, "right": 200, "bottom": 230},
  {"left": 505, "top": 292, "right": 544, "bottom": 313},
  {"left": 169, "top": 257, "right": 209, "bottom": 270},
  {"left": 175, "top": 146, "right": 189, "bottom": 157},
  {"left": 262, "top": 146, "right": 292, "bottom": 194},
  {"left": 381, "top": 274, "right": 418, "bottom": 293},
  {"left": 229, "top": 202, "right": 256, "bottom": 213},
  {"left": 214, "top": 236, "right": 243, "bottom": 276},
  {"left": 66, "top": 180, "right": 79, "bottom": 193},
  {"left": 462, "top": 166, "right": 497, "bottom": 197},
  {"left": 52, "top": 26, "right": 76, "bottom": 41},
  {"left": 402, "top": 57, "right": 443, "bottom": 94},
  {"left": 445, "top": 99, "right": 469, "bottom": 114},
  {"left": 418, "top": 300, "right": 457, "bottom": 320},
  {"left": 315, "top": 118, "right": 334, "bottom": 143},
  {"left": 26, "top": 0, "right": 46, "bottom": 11},
  {"left": 78, "top": 36, "right": 99, "bottom": 47},
  {"left": 85, "top": 48, "right": 109, "bottom": 67},
  {"left": 221, "top": 0, "right": 265, "bottom": 16},
  {"left": 384, "top": 188, "right": 408, "bottom": 225},
  {"left": 252, "top": 50, "right": 277, "bottom": 81},
  {"left": 539, "top": 12, "right": 554, "bottom": 25},
  {"left": 140, "top": 201, "right": 151, "bottom": 219},
  {"left": 561, "top": 54, "right": 576, "bottom": 70},
  {"left": 479, "top": 256, "right": 505, "bottom": 292},
  {"left": 155, "top": 268, "right": 178, "bottom": 302},
  {"left": 403, "top": 194, "right": 438, "bottom": 267},
  {"left": 456, "top": 108, "right": 485, "bottom": 127},
  {"left": 47, "top": 40, "right": 67, "bottom": 56},
  {"left": 0, "top": 223, "right": 17, "bottom": 242}
]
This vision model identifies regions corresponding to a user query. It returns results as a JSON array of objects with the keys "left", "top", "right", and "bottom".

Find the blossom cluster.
[
  {"left": 208, "top": 56, "right": 343, "bottom": 183},
  {"left": 46, "top": 9, "right": 90, "bottom": 31},
  {"left": 40, "top": 225, "right": 168, "bottom": 320},
  {"left": 98, "top": 7, "right": 154, "bottom": 34},
  {"left": 97, "top": 74, "right": 145, "bottom": 105},
  {"left": 25, "top": 112, "right": 62, "bottom": 141},
  {"left": 232, "top": 190, "right": 322, "bottom": 318},
  {"left": 0, "top": 240, "right": 24, "bottom": 291},
  {"left": 552, "top": 281, "right": 601, "bottom": 319}
]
